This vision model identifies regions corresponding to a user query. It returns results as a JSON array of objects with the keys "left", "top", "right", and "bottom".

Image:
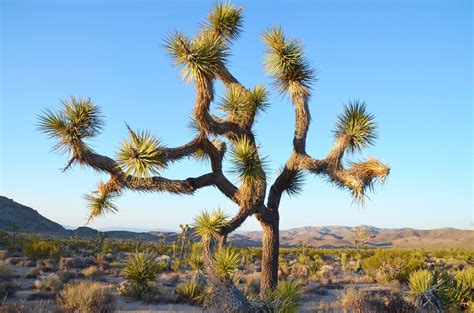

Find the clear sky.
[{"left": 1, "top": 0, "right": 472, "bottom": 232}]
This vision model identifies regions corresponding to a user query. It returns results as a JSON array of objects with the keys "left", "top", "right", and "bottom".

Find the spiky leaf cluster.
[
  {"left": 193, "top": 209, "right": 229, "bottom": 244},
  {"left": 262, "top": 27, "right": 314, "bottom": 95},
  {"left": 334, "top": 101, "right": 377, "bottom": 153},
  {"left": 206, "top": 2, "right": 243, "bottom": 42},
  {"left": 84, "top": 189, "right": 119, "bottom": 222},
  {"left": 230, "top": 136, "right": 266, "bottom": 183},
  {"left": 212, "top": 246, "right": 241, "bottom": 280},
  {"left": 164, "top": 30, "right": 228, "bottom": 83},
  {"left": 266, "top": 280, "right": 301, "bottom": 312},
  {"left": 38, "top": 97, "right": 103, "bottom": 156},
  {"left": 116, "top": 126, "right": 166, "bottom": 178},
  {"left": 124, "top": 250, "right": 161, "bottom": 298},
  {"left": 281, "top": 168, "right": 305, "bottom": 197},
  {"left": 218, "top": 84, "right": 269, "bottom": 123}
]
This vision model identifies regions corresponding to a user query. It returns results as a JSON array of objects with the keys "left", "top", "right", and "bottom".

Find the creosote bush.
[
  {"left": 57, "top": 281, "right": 114, "bottom": 313},
  {"left": 23, "top": 240, "right": 60, "bottom": 261},
  {"left": 362, "top": 249, "right": 423, "bottom": 283}
]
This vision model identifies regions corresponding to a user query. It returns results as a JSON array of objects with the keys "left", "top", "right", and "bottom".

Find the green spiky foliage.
[
  {"left": 206, "top": 2, "right": 243, "bottom": 42},
  {"left": 164, "top": 29, "right": 228, "bottom": 83},
  {"left": 334, "top": 101, "right": 377, "bottom": 153},
  {"left": 193, "top": 209, "right": 229, "bottom": 245},
  {"left": 282, "top": 168, "right": 305, "bottom": 197},
  {"left": 38, "top": 96, "right": 103, "bottom": 158},
  {"left": 266, "top": 280, "right": 301, "bottom": 313},
  {"left": 176, "top": 281, "right": 207, "bottom": 304},
  {"left": 408, "top": 269, "right": 444, "bottom": 310},
  {"left": 230, "top": 136, "right": 266, "bottom": 184},
  {"left": 456, "top": 268, "right": 474, "bottom": 291},
  {"left": 124, "top": 250, "right": 161, "bottom": 299},
  {"left": 188, "top": 252, "right": 205, "bottom": 272},
  {"left": 442, "top": 273, "right": 473, "bottom": 310},
  {"left": 219, "top": 84, "right": 269, "bottom": 123},
  {"left": 212, "top": 246, "right": 241, "bottom": 281},
  {"left": 116, "top": 125, "right": 166, "bottom": 178},
  {"left": 84, "top": 189, "right": 119, "bottom": 222},
  {"left": 261, "top": 27, "right": 314, "bottom": 95}
]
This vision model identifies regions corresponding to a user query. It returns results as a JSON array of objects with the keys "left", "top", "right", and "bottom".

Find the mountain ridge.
[{"left": 1, "top": 195, "right": 472, "bottom": 248}]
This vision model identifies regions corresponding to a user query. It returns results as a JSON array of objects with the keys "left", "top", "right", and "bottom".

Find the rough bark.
[{"left": 257, "top": 211, "right": 279, "bottom": 296}]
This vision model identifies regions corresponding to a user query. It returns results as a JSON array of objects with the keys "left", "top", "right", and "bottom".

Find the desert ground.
[{"left": 0, "top": 229, "right": 473, "bottom": 312}]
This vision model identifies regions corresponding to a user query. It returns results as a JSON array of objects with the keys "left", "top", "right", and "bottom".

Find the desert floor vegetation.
[{"left": 0, "top": 230, "right": 472, "bottom": 312}]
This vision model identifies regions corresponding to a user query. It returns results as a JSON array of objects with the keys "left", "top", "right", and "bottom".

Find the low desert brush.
[
  {"left": 57, "top": 281, "right": 114, "bottom": 313},
  {"left": 0, "top": 261, "right": 17, "bottom": 299}
]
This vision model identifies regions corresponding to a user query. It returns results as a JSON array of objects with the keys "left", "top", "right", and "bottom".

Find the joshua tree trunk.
[{"left": 259, "top": 214, "right": 279, "bottom": 296}]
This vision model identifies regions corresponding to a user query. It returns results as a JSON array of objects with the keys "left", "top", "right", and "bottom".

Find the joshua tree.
[{"left": 38, "top": 2, "right": 389, "bottom": 297}]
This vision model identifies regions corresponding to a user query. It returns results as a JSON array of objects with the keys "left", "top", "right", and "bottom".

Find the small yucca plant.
[
  {"left": 176, "top": 281, "right": 206, "bottom": 305},
  {"left": 408, "top": 269, "right": 444, "bottom": 310},
  {"left": 124, "top": 250, "right": 161, "bottom": 299},
  {"left": 266, "top": 280, "right": 301, "bottom": 313},
  {"left": 212, "top": 246, "right": 241, "bottom": 281}
]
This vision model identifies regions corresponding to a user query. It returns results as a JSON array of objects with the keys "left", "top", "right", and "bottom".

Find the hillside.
[
  {"left": 0, "top": 195, "right": 472, "bottom": 248},
  {"left": 230, "top": 225, "right": 474, "bottom": 249},
  {"left": 0, "top": 196, "right": 66, "bottom": 234}
]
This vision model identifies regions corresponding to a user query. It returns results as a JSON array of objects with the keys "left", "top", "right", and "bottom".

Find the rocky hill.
[
  {"left": 1, "top": 195, "right": 472, "bottom": 248},
  {"left": 0, "top": 196, "right": 66, "bottom": 234}
]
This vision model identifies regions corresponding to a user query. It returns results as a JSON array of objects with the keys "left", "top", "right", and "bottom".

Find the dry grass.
[
  {"left": 57, "top": 281, "right": 114, "bottom": 313},
  {"left": 0, "top": 261, "right": 17, "bottom": 299}
]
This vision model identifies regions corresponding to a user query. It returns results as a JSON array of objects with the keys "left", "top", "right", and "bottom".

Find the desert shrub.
[
  {"left": 124, "top": 250, "right": 161, "bottom": 299},
  {"left": 0, "top": 261, "right": 17, "bottom": 299},
  {"left": 339, "top": 286, "right": 413, "bottom": 313},
  {"left": 292, "top": 254, "right": 311, "bottom": 278},
  {"left": 176, "top": 281, "right": 206, "bottom": 304},
  {"left": 341, "top": 253, "right": 347, "bottom": 269},
  {"left": 23, "top": 240, "right": 60, "bottom": 261},
  {"left": 82, "top": 265, "right": 104, "bottom": 280},
  {"left": 57, "top": 281, "right": 114, "bottom": 313},
  {"left": 34, "top": 273, "right": 63, "bottom": 290},
  {"left": 170, "top": 259, "right": 182, "bottom": 273},
  {"left": 339, "top": 287, "right": 367, "bottom": 313},
  {"left": 363, "top": 249, "right": 423, "bottom": 283},
  {"left": 0, "top": 299, "right": 52, "bottom": 313},
  {"left": 242, "top": 273, "right": 261, "bottom": 296},
  {"left": 266, "top": 280, "right": 301, "bottom": 313}
]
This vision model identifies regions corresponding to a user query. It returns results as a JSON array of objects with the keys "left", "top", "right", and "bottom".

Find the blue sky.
[{"left": 1, "top": 0, "right": 472, "bottom": 231}]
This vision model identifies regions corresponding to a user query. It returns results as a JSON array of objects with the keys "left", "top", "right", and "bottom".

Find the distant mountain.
[
  {"left": 0, "top": 196, "right": 66, "bottom": 234},
  {"left": 1, "top": 195, "right": 472, "bottom": 248},
  {"left": 230, "top": 225, "right": 474, "bottom": 249}
]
